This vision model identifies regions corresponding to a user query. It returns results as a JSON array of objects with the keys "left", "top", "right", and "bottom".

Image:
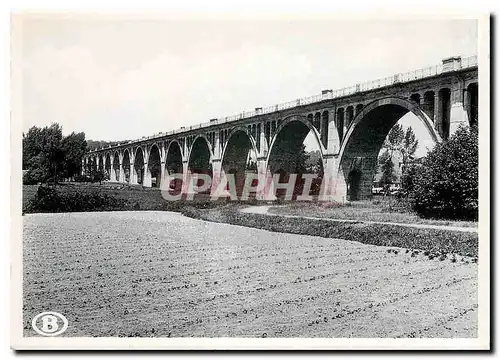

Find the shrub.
[
  {"left": 407, "top": 125, "right": 478, "bottom": 220},
  {"left": 24, "top": 185, "right": 126, "bottom": 213},
  {"left": 23, "top": 169, "right": 43, "bottom": 185}
]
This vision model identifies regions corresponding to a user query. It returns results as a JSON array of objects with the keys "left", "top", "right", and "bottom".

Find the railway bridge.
[{"left": 83, "top": 55, "right": 478, "bottom": 201}]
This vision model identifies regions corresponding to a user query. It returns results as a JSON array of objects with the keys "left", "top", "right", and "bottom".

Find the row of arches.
[{"left": 85, "top": 90, "right": 476, "bottom": 200}]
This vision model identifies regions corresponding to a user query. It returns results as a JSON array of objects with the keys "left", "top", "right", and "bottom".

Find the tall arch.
[
  {"left": 188, "top": 135, "right": 213, "bottom": 175},
  {"left": 338, "top": 96, "right": 440, "bottom": 201},
  {"left": 112, "top": 151, "right": 120, "bottom": 182},
  {"left": 122, "top": 149, "right": 131, "bottom": 183},
  {"left": 148, "top": 144, "right": 162, "bottom": 188},
  {"left": 98, "top": 154, "right": 104, "bottom": 172},
  {"left": 134, "top": 147, "right": 145, "bottom": 185},
  {"left": 104, "top": 153, "right": 111, "bottom": 179},
  {"left": 165, "top": 140, "right": 184, "bottom": 192},
  {"left": 221, "top": 127, "right": 259, "bottom": 196},
  {"left": 266, "top": 114, "right": 325, "bottom": 198}
]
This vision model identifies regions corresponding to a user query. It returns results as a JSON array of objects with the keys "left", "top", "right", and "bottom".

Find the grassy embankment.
[{"left": 22, "top": 183, "right": 478, "bottom": 258}]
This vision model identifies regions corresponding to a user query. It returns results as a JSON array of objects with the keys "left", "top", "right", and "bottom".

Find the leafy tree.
[
  {"left": 378, "top": 124, "right": 419, "bottom": 185},
  {"left": 379, "top": 150, "right": 395, "bottom": 192},
  {"left": 36, "top": 123, "right": 64, "bottom": 185},
  {"left": 22, "top": 123, "right": 88, "bottom": 185},
  {"left": 382, "top": 123, "right": 405, "bottom": 158},
  {"left": 61, "top": 132, "right": 87, "bottom": 179},
  {"left": 401, "top": 127, "right": 419, "bottom": 168},
  {"left": 408, "top": 125, "right": 478, "bottom": 220},
  {"left": 23, "top": 126, "right": 43, "bottom": 169},
  {"left": 92, "top": 169, "right": 108, "bottom": 185}
]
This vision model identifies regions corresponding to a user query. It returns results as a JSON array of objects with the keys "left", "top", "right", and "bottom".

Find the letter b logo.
[
  {"left": 41, "top": 314, "right": 59, "bottom": 333},
  {"left": 32, "top": 312, "right": 68, "bottom": 336}
]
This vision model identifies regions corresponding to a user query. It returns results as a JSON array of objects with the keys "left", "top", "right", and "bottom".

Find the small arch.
[
  {"left": 466, "top": 82, "right": 478, "bottom": 127},
  {"left": 410, "top": 93, "right": 421, "bottom": 104},
  {"left": 423, "top": 91, "right": 435, "bottom": 121},
  {"left": 346, "top": 106, "right": 354, "bottom": 126},
  {"left": 336, "top": 108, "right": 345, "bottom": 142},
  {"left": 313, "top": 112, "right": 321, "bottom": 132},
  {"left": 321, "top": 110, "right": 329, "bottom": 148},
  {"left": 438, "top": 88, "right": 451, "bottom": 140},
  {"left": 355, "top": 104, "right": 364, "bottom": 116}
]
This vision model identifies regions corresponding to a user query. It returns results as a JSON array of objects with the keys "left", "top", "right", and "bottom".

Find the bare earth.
[{"left": 22, "top": 211, "right": 478, "bottom": 338}]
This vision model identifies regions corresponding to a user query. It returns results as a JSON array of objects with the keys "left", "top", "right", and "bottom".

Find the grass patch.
[
  {"left": 269, "top": 199, "right": 478, "bottom": 228},
  {"left": 182, "top": 204, "right": 478, "bottom": 257}
]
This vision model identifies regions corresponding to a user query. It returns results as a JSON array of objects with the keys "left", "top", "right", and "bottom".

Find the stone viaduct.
[{"left": 83, "top": 55, "right": 478, "bottom": 201}]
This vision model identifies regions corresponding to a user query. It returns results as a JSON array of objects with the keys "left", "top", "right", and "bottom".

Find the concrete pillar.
[
  {"left": 259, "top": 121, "right": 269, "bottom": 159},
  {"left": 181, "top": 160, "right": 189, "bottom": 194},
  {"left": 213, "top": 132, "right": 221, "bottom": 160},
  {"left": 130, "top": 163, "right": 137, "bottom": 184},
  {"left": 119, "top": 162, "right": 124, "bottom": 182},
  {"left": 326, "top": 108, "right": 339, "bottom": 155},
  {"left": 256, "top": 158, "right": 275, "bottom": 201},
  {"left": 434, "top": 91, "right": 441, "bottom": 135},
  {"left": 110, "top": 158, "right": 116, "bottom": 182},
  {"left": 449, "top": 81, "right": 469, "bottom": 136},
  {"left": 210, "top": 159, "right": 222, "bottom": 196},
  {"left": 159, "top": 161, "right": 166, "bottom": 190},
  {"left": 143, "top": 162, "right": 152, "bottom": 187},
  {"left": 323, "top": 155, "right": 343, "bottom": 202}
]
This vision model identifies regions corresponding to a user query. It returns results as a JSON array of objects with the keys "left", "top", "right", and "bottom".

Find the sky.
[{"left": 17, "top": 15, "right": 478, "bottom": 156}]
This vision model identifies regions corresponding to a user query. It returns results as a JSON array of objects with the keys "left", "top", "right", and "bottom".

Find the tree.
[
  {"left": 36, "top": 123, "right": 64, "bottom": 185},
  {"left": 401, "top": 127, "right": 419, "bottom": 169},
  {"left": 92, "top": 169, "right": 108, "bottom": 185},
  {"left": 383, "top": 123, "right": 405, "bottom": 158},
  {"left": 23, "top": 126, "right": 43, "bottom": 169},
  {"left": 62, "top": 132, "right": 87, "bottom": 179},
  {"left": 378, "top": 124, "right": 419, "bottom": 185},
  {"left": 379, "top": 150, "right": 395, "bottom": 192},
  {"left": 408, "top": 125, "right": 478, "bottom": 220},
  {"left": 22, "top": 123, "right": 88, "bottom": 185}
]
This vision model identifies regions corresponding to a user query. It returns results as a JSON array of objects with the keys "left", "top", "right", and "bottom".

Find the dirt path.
[{"left": 240, "top": 206, "right": 478, "bottom": 233}]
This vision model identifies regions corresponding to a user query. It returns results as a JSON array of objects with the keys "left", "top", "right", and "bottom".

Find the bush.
[
  {"left": 407, "top": 125, "right": 478, "bottom": 220},
  {"left": 24, "top": 185, "right": 126, "bottom": 213},
  {"left": 23, "top": 169, "right": 43, "bottom": 185}
]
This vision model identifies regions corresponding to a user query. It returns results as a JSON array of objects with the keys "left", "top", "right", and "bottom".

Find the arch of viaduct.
[{"left": 83, "top": 55, "right": 478, "bottom": 201}]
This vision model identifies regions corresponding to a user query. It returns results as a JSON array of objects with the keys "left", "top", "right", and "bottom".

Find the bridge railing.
[
  {"left": 88, "top": 55, "right": 478, "bottom": 153},
  {"left": 461, "top": 55, "right": 478, "bottom": 69}
]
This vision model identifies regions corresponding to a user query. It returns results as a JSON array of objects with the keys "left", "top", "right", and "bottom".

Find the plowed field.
[{"left": 22, "top": 211, "right": 477, "bottom": 337}]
